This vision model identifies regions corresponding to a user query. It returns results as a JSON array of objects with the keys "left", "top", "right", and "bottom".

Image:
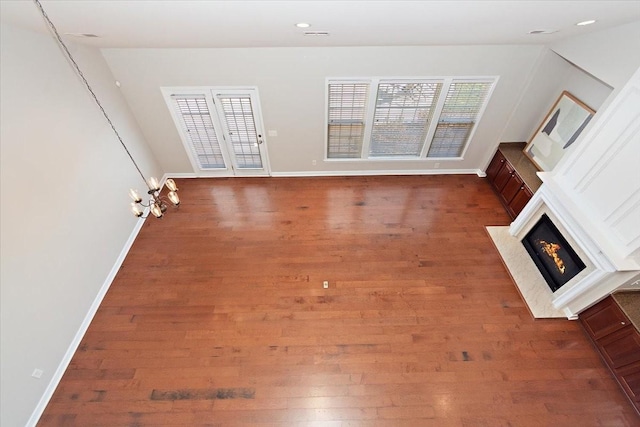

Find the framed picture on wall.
[{"left": 523, "top": 91, "right": 595, "bottom": 171}]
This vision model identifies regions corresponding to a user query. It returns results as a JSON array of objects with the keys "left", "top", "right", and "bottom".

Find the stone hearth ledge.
[{"left": 486, "top": 226, "right": 566, "bottom": 319}]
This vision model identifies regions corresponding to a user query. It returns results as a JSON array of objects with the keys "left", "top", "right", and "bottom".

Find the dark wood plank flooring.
[{"left": 38, "top": 175, "right": 639, "bottom": 426}]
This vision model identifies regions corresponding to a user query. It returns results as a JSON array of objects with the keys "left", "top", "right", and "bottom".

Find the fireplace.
[{"left": 522, "top": 214, "right": 586, "bottom": 292}]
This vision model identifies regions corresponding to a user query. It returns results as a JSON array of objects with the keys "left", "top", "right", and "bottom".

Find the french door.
[{"left": 164, "top": 87, "right": 270, "bottom": 176}]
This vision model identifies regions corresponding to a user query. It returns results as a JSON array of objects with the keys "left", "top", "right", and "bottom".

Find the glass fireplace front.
[{"left": 521, "top": 214, "right": 586, "bottom": 292}]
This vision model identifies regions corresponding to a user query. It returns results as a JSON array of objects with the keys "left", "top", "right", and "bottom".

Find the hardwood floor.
[{"left": 39, "top": 175, "right": 638, "bottom": 426}]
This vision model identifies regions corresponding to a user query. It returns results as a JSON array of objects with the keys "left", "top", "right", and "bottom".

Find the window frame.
[{"left": 324, "top": 76, "right": 497, "bottom": 161}]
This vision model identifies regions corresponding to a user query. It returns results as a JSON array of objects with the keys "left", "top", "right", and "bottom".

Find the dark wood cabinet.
[
  {"left": 486, "top": 149, "right": 534, "bottom": 219},
  {"left": 618, "top": 361, "right": 640, "bottom": 404},
  {"left": 493, "top": 161, "right": 515, "bottom": 193},
  {"left": 580, "top": 296, "right": 640, "bottom": 414},
  {"left": 599, "top": 326, "right": 640, "bottom": 369},
  {"left": 485, "top": 150, "right": 506, "bottom": 183},
  {"left": 507, "top": 185, "right": 533, "bottom": 219},
  {"left": 581, "top": 296, "right": 630, "bottom": 340}
]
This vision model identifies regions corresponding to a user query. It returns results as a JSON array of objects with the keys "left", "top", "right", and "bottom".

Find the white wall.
[
  {"left": 551, "top": 20, "right": 640, "bottom": 89},
  {"left": 500, "top": 50, "right": 613, "bottom": 145},
  {"left": 101, "top": 45, "right": 545, "bottom": 175},
  {"left": 0, "top": 23, "right": 162, "bottom": 427}
]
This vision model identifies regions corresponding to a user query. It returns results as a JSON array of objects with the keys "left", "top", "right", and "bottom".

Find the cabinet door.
[
  {"left": 598, "top": 325, "right": 640, "bottom": 369},
  {"left": 501, "top": 172, "right": 524, "bottom": 205},
  {"left": 493, "top": 161, "right": 515, "bottom": 192},
  {"left": 486, "top": 151, "right": 506, "bottom": 184},
  {"left": 617, "top": 361, "right": 640, "bottom": 404},
  {"left": 580, "top": 296, "right": 630, "bottom": 340},
  {"left": 508, "top": 185, "right": 533, "bottom": 218}
]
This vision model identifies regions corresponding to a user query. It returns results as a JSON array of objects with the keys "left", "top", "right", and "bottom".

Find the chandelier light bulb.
[
  {"left": 166, "top": 179, "right": 178, "bottom": 192},
  {"left": 150, "top": 203, "right": 164, "bottom": 218},
  {"left": 168, "top": 191, "right": 180, "bottom": 206},
  {"left": 130, "top": 202, "right": 143, "bottom": 217},
  {"left": 147, "top": 177, "right": 160, "bottom": 191},
  {"left": 129, "top": 188, "right": 142, "bottom": 203}
]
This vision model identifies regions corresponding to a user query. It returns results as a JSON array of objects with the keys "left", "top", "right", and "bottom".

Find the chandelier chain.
[{"left": 33, "top": 0, "right": 148, "bottom": 186}]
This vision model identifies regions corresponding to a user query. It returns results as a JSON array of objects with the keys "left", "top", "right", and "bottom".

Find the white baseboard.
[
  {"left": 162, "top": 172, "right": 198, "bottom": 179},
  {"left": 26, "top": 215, "right": 149, "bottom": 427},
  {"left": 164, "top": 170, "right": 487, "bottom": 179},
  {"left": 270, "top": 169, "right": 483, "bottom": 177}
]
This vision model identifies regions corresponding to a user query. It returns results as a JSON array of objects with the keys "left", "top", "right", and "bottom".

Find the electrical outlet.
[
  {"left": 434, "top": 163, "right": 440, "bottom": 168},
  {"left": 31, "top": 369, "right": 43, "bottom": 379},
  {"left": 323, "top": 281, "right": 329, "bottom": 289},
  {"left": 268, "top": 130, "right": 278, "bottom": 137},
  {"left": 312, "top": 160, "right": 317, "bottom": 165}
]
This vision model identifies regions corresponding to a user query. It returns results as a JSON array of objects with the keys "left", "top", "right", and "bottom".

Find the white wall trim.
[
  {"left": 271, "top": 169, "right": 483, "bottom": 178},
  {"left": 166, "top": 170, "right": 485, "bottom": 178},
  {"left": 563, "top": 307, "right": 579, "bottom": 320},
  {"left": 163, "top": 172, "right": 199, "bottom": 179},
  {"left": 26, "top": 215, "right": 149, "bottom": 427},
  {"left": 552, "top": 269, "right": 611, "bottom": 310}
]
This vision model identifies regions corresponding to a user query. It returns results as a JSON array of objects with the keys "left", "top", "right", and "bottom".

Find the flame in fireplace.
[{"left": 537, "top": 239, "right": 566, "bottom": 274}]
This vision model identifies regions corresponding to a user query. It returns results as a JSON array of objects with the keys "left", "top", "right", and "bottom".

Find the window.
[
  {"left": 326, "top": 77, "right": 495, "bottom": 160},
  {"left": 370, "top": 82, "right": 442, "bottom": 157},
  {"left": 327, "top": 82, "right": 369, "bottom": 158},
  {"left": 217, "top": 95, "right": 263, "bottom": 168},
  {"left": 427, "top": 81, "right": 494, "bottom": 158},
  {"left": 171, "top": 95, "right": 226, "bottom": 169}
]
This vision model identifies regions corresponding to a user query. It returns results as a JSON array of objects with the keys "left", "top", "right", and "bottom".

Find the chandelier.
[
  {"left": 34, "top": 0, "right": 179, "bottom": 219},
  {"left": 129, "top": 178, "right": 180, "bottom": 218}
]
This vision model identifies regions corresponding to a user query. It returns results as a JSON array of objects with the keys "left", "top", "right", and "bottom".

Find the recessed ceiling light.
[
  {"left": 64, "top": 33, "right": 100, "bottom": 38},
  {"left": 528, "top": 29, "right": 558, "bottom": 35},
  {"left": 576, "top": 20, "right": 596, "bottom": 26},
  {"left": 295, "top": 23, "right": 311, "bottom": 28},
  {"left": 304, "top": 31, "right": 330, "bottom": 36}
]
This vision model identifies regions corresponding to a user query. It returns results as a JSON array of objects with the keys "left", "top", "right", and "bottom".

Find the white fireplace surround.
[{"left": 509, "top": 183, "right": 616, "bottom": 318}]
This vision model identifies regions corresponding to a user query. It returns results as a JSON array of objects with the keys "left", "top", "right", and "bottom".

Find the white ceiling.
[{"left": 1, "top": 0, "right": 639, "bottom": 48}]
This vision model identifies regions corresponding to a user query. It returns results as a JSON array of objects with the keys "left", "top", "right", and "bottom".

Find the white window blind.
[
  {"left": 370, "top": 82, "right": 442, "bottom": 157},
  {"left": 327, "top": 82, "right": 369, "bottom": 158},
  {"left": 172, "top": 95, "right": 225, "bottom": 169},
  {"left": 217, "top": 96, "right": 263, "bottom": 168},
  {"left": 427, "top": 81, "right": 493, "bottom": 158},
  {"left": 326, "top": 78, "right": 494, "bottom": 160}
]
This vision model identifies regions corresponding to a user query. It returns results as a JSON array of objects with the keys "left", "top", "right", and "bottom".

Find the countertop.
[
  {"left": 497, "top": 142, "right": 543, "bottom": 192},
  {"left": 613, "top": 291, "right": 640, "bottom": 332}
]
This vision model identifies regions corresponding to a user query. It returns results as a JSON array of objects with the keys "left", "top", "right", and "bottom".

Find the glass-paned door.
[
  {"left": 213, "top": 91, "right": 266, "bottom": 173},
  {"left": 165, "top": 87, "right": 269, "bottom": 176}
]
